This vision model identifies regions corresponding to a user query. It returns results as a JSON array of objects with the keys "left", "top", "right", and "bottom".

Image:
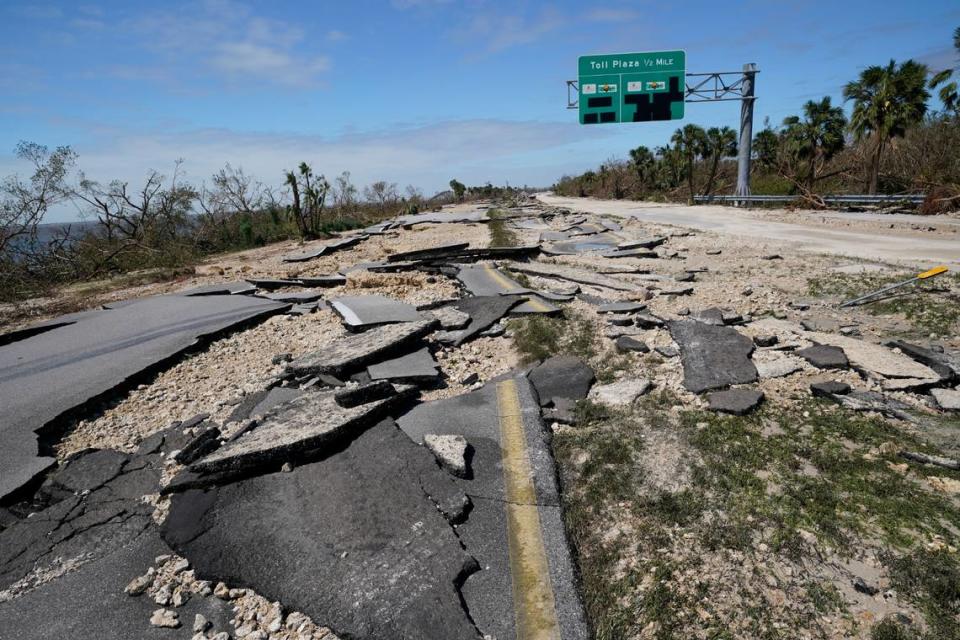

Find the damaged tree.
[{"left": 285, "top": 162, "right": 330, "bottom": 240}]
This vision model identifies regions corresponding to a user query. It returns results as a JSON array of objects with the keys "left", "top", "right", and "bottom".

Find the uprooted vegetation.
[{"left": 555, "top": 392, "right": 960, "bottom": 640}]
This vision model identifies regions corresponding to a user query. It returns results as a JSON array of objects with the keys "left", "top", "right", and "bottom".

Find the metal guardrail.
[{"left": 694, "top": 194, "right": 927, "bottom": 205}]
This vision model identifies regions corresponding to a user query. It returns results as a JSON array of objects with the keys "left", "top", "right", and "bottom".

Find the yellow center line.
[
  {"left": 496, "top": 379, "right": 561, "bottom": 640},
  {"left": 483, "top": 265, "right": 554, "bottom": 313}
]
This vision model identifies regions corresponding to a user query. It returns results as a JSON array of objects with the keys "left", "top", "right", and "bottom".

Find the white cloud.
[
  {"left": 452, "top": 8, "right": 567, "bottom": 55},
  {"left": 584, "top": 8, "right": 639, "bottom": 23},
  {"left": 1, "top": 119, "right": 609, "bottom": 221},
  {"left": 122, "top": 0, "right": 332, "bottom": 88}
]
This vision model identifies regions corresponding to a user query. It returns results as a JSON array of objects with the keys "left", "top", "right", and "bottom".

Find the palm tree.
[
  {"left": 929, "top": 26, "right": 960, "bottom": 116},
  {"left": 782, "top": 96, "right": 847, "bottom": 192},
  {"left": 752, "top": 127, "right": 780, "bottom": 170},
  {"left": 702, "top": 126, "right": 737, "bottom": 196},
  {"left": 671, "top": 124, "right": 707, "bottom": 203},
  {"left": 843, "top": 59, "right": 930, "bottom": 194},
  {"left": 654, "top": 145, "right": 682, "bottom": 190},
  {"left": 628, "top": 145, "right": 655, "bottom": 192}
]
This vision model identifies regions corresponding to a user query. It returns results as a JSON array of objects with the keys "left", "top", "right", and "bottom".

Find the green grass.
[
  {"left": 807, "top": 271, "right": 960, "bottom": 336},
  {"left": 508, "top": 312, "right": 597, "bottom": 364},
  {"left": 556, "top": 394, "right": 960, "bottom": 639},
  {"left": 487, "top": 208, "right": 520, "bottom": 247},
  {"left": 883, "top": 548, "right": 960, "bottom": 640}
]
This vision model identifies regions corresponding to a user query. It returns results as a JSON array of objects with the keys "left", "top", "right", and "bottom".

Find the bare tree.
[
  {"left": 332, "top": 171, "right": 358, "bottom": 219},
  {"left": 1, "top": 142, "right": 76, "bottom": 256},
  {"left": 71, "top": 160, "right": 198, "bottom": 270},
  {"left": 363, "top": 180, "right": 398, "bottom": 214}
]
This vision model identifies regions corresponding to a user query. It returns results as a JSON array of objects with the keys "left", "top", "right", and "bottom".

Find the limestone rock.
[
  {"left": 588, "top": 379, "right": 653, "bottom": 406},
  {"left": 424, "top": 434, "right": 470, "bottom": 478}
]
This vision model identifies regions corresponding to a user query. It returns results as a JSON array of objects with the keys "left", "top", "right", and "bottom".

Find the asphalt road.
[
  {"left": 537, "top": 193, "right": 960, "bottom": 266},
  {"left": 0, "top": 294, "right": 286, "bottom": 501}
]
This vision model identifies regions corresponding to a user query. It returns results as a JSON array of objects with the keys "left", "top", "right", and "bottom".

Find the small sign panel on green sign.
[{"left": 578, "top": 50, "right": 685, "bottom": 125}]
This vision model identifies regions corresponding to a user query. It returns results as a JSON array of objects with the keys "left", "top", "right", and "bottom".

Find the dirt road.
[{"left": 537, "top": 193, "right": 960, "bottom": 267}]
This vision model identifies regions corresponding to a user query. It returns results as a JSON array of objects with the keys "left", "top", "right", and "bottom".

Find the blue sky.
[{"left": 2, "top": 0, "right": 959, "bottom": 222}]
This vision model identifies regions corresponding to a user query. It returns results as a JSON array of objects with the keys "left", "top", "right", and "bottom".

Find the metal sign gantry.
[{"left": 567, "top": 62, "right": 759, "bottom": 200}]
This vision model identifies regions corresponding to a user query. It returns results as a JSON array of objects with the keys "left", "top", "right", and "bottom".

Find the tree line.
[
  {"left": 556, "top": 27, "right": 960, "bottom": 211},
  {"left": 0, "top": 149, "right": 454, "bottom": 303}
]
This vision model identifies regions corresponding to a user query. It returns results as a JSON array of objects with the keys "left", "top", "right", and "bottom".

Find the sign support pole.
[{"left": 734, "top": 63, "right": 758, "bottom": 205}]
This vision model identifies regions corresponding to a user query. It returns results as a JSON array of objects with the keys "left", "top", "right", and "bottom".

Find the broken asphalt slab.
[
  {"left": 281, "top": 236, "right": 364, "bottom": 262},
  {"left": 0, "top": 293, "right": 288, "bottom": 502},
  {"left": 436, "top": 295, "right": 522, "bottom": 346},
  {"left": 285, "top": 318, "right": 437, "bottom": 377},
  {"left": 528, "top": 356, "right": 596, "bottom": 407},
  {"left": 507, "top": 260, "right": 637, "bottom": 291},
  {"left": 456, "top": 264, "right": 561, "bottom": 315},
  {"left": 329, "top": 294, "right": 422, "bottom": 330},
  {"left": 366, "top": 346, "right": 441, "bottom": 383},
  {"left": 396, "top": 375, "right": 588, "bottom": 640},
  {"left": 162, "top": 418, "right": 482, "bottom": 640},
  {"left": 668, "top": 320, "right": 758, "bottom": 393},
  {"left": 176, "top": 385, "right": 417, "bottom": 484}
]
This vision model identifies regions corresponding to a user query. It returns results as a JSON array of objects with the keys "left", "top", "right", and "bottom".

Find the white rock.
[
  {"left": 423, "top": 434, "right": 469, "bottom": 478},
  {"left": 588, "top": 378, "right": 653, "bottom": 406},
  {"left": 754, "top": 355, "right": 804, "bottom": 379},
  {"left": 932, "top": 388, "right": 960, "bottom": 410},
  {"left": 124, "top": 573, "right": 153, "bottom": 596},
  {"left": 150, "top": 608, "right": 180, "bottom": 628}
]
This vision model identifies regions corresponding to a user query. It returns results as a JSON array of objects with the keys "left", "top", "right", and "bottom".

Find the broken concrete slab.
[
  {"left": 0, "top": 293, "right": 287, "bottom": 502},
  {"left": 931, "top": 388, "right": 960, "bottom": 410},
  {"left": 507, "top": 261, "right": 636, "bottom": 291},
  {"left": 172, "top": 426, "right": 222, "bottom": 465},
  {"left": 798, "top": 344, "right": 850, "bottom": 370},
  {"left": 387, "top": 242, "right": 470, "bottom": 262},
  {"left": 615, "top": 335, "right": 649, "bottom": 353},
  {"left": 262, "top": 289, "right": 324, "bottom": 303},
  {"left": 367, "top": 347, "right": 440, "bottom": 383},
  {"left": 330, "top": 294, "right": 422, "bottom": 330},
  {"left": 426, "top": 305, "right": 471, "bottom": 330},
  {"left": 424, "top": 434, "right": 470, "bottom": 478},
  {"left": 805, "top": 332, "right": 939, "bottom": 380},
  {"left": 248, "top": 386, "right": 305, "bottom": 419},
  {"left": 753, "top": 353, "right": 806, "bottom": 379},
  {"left": 181, "top": 387, "right": 416, "bottom": 482},
  {"left": 669, "top": 320, "right": 758, "bottom": 393},
  {"left": 440, "top": 296, "right": 522, "bottom": 346},
  {"left": 528, "top": 356, "right": 595, "bottom": 407},
  {"left": 178, "top": 281, "right": 258, "bottom": 296},
  {"left": 836, "top": 390, "right": 913, "bottom": 420},
  {"left": 587, "top": 378, "right": 652, "bottom": 406},
  {"left": 618, "top": 236, "right": 667, "bottom": 250},
  {"left": 881, "top": 377, "right": 941, "bottom": 392},
  {"left": 281, "top": 236, "right": 363, "bottom": 262},
  {"left": 707, "top": 389, "right": 764, "bottom": 415},
  {"left": 600, "top": 248, "right": 659, "bottom": 259},
  {"left": 297, "top": 274, "right": 347, "bottom": 287},
  {"left": 244, "top": 277, "right": 304, "bottom": 290},
  {"left": 334, "top": 380, "right": 396, "bottom": 408},
  {"left": 886, "top": 340, "right": 959, "bottom": 381},
  {"left": 810, "top": 381, "right": 852, "bottom": 397},
  {"left": 597, "top": 301, "right": 647, "bottom": 314},
  {"left": 163, "top": 419, "right": 481, "bottom": 640},
  {"left": 635, "top": 312, "right": 666, "bottom": 329},
  {"left": 396, "top": 209, "right": 488, "bottom": 226}
]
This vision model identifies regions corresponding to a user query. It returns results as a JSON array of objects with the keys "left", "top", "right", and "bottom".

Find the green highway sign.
[{"left": 578, "top": 50, "right": 686, "bottom": 125}]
